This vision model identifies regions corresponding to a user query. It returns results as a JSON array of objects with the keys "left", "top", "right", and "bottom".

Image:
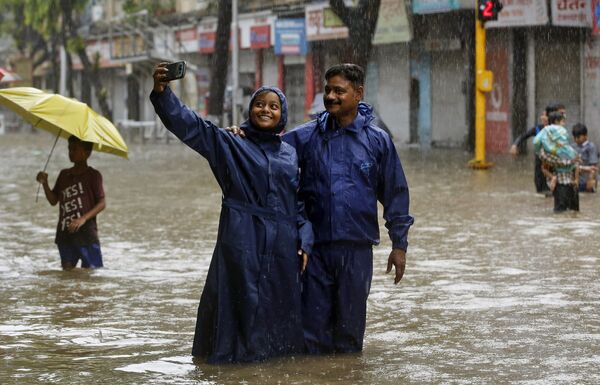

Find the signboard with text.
[
  {"left": 412, "top": 0, "right": 459, "bottom": 14},
  {"left": 275, "top": 19, "right": 307, "bottom": 55},
  {"left": 551, "top": 0, "right": 593, "bottom": 27},
  {"left": 250, "top": 25, "right": 271, "bottom": 49},
  {"left": 373, "top": 0, "right": 411, "bottom": 44},
  {"left": 486, "top": 0, "right": 549, "bottom": 27},
  {"left": 306, "top": 2, "right": 349, "bottom": 41}
]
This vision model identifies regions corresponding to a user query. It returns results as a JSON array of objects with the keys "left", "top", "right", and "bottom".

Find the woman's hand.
[
  {"left": 153, "top": 62, "right": 170, "bottom": 93},
  {"left": 298, "top": 249, "right": 308, "bottom": 273}
]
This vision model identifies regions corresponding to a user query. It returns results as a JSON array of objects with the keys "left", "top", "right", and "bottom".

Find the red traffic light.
[{"left": 478, "top": 0, "right": 503, "bottom": 22}]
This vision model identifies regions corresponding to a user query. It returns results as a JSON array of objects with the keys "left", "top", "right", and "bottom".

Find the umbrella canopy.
[
  {"left": 0, "top": 87, "right": 128, "bottom": 158},
  {"left": 0, "top": 68, "right": 22, "bottom": 83}
]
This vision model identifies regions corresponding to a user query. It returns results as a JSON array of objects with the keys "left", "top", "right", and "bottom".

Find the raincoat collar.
[
  {"left": 317, "top": 101, "right": 374, "bottom": 134},
  {"left": 240, "top": 86, "right": 287, "bottom": 141}
]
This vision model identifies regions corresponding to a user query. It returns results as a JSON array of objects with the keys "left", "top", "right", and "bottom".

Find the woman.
[{"left": 150, "top": 63, "right": 313, "bottom": 363}]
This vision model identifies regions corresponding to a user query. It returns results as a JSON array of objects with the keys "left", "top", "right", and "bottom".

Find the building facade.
[{"left": 19, "top": 0, "right": 600, "bottom": 151}]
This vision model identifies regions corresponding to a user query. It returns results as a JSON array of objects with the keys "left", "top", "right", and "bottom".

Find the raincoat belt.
[{"left": 222, "top": 197, "right": 296, "bottom": 223}]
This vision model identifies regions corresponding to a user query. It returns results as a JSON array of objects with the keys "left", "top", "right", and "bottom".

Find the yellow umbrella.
[
  {"left": 0, "top": 87, "right": 128, "bottom": 158},
  {"left": 0, "top": 87, "right": 128, "bottom": 201}
]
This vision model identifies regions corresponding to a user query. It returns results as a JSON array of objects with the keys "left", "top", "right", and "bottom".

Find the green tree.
[{"left": 0, "top": 0, "right": 113, "bottom": 119}]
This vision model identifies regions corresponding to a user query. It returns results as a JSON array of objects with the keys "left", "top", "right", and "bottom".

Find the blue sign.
[
  {"left": 275, "top": 19, "right": 307, "bottom": 56},
  {"left": 413, "top": 0, "right": 459, "bottom": 14}
]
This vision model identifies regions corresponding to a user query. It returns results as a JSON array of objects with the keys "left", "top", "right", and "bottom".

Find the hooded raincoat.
[
  {"left": 533, "top": 124, "right": 577, "bottom": 173},
  {"left": 283, "top": 102, "right": 413, "bottom": 353},
  {"left": 150, "top": 86, "right": 313, "bottom": 363}
]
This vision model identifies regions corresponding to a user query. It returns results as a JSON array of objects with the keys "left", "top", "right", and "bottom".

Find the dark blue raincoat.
[
  {"left": 150, "top": 86, "right": 313, "bottom": 363},
  {"left": 284, "top": 102, "right": 413, "bottom": 353}
]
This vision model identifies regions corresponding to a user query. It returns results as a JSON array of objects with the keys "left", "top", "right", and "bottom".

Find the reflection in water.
[{"left": 1, "top": 134, "right": 599, "bottom": 384}]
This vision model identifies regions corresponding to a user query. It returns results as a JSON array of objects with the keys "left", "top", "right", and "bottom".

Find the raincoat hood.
[
  {"left": 316, "top": 101, "right": 375, "bottom": 131},
  {"left": 241, "top": 86, "right": 287, "bottom": 137}
]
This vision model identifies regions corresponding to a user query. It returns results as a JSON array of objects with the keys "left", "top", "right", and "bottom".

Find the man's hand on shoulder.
[
  {"left": 225, "top": 125, "right": 246, "bottom": 138},
  {"left": 387, "top": 248, "right": 406, "bottom": 285}
]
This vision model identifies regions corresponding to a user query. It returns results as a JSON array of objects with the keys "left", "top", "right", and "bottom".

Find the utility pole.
[
  {"left": 469, "top": 0, "right": 503, "bottom": 169},
  {"left": 231, "top": 0, "right": 240, "bottom": 126}
]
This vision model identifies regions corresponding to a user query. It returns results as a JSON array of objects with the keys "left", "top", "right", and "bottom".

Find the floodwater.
[{"left": 1, "top": 132, "right": 599, "bottom": 385}]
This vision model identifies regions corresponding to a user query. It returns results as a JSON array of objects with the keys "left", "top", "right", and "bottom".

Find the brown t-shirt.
[{"left": 52, "top": 166, "right": 104, "bottom": 246}]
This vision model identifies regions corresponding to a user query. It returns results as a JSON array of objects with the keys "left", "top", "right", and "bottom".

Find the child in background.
[
  {"left": 571, "top": 123, "right": 598, "bottom": 192},
  {"left": 534, "top": 112, "right": 580, "bottom": 212},
  {"left": 36, "top": 136, "right": 106, "bottom": 270}
]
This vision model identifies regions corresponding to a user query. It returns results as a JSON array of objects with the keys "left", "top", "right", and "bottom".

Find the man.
[
  {"left": 510, "top": 103, "right": 566, "bottom": 194},
  {"left": 283, "top": 64, "right": 413, "bottom": 353}
]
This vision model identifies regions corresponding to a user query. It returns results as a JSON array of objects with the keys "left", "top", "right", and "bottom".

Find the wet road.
[{"left": 1, "top": 133, "right": 599, "bottom": 384}]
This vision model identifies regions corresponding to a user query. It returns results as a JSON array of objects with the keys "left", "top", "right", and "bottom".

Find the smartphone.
[{"left": 164, "top": 61, "right": 186, "bottom": 81}]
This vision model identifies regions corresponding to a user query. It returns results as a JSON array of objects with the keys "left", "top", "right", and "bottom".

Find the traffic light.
[{"left": 478, "top": 0, "right": 503, "bottom": 22}]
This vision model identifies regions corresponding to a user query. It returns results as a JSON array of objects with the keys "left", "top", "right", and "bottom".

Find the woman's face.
[{"left": 250, "top": 91, "right": 282, "bottom": 131}]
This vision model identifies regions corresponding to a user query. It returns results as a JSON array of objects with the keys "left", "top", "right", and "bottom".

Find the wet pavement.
[{"left": 1, "top": 132, "right": 599, "bottom": 384}]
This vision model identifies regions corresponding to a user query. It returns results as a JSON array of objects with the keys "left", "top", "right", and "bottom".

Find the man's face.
[{"left": 323, "top": 75, "right": 363, "bottom": 118}]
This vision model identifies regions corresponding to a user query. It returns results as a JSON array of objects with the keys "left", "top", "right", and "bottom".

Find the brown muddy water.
[{"left": 1, "top": 132, "right": 599, "bottom": 385}]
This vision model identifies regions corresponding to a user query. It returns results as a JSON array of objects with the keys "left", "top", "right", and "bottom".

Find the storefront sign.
[
  {"left": 412, "top": 0, "right": 459, "bottom": 14},
  {"left": 238, "top": 13, "right": 275, "bottom": 49},
  {"left": 486, "top": 0, "right": 549, "bottom": 27},
  {"left": 250, "top": 25, "right": 271, "bottom": 49},
  {"left": 373, "top": 0, "right": 411, "bottom": 44},
  {"left": 199, "top": 20, "right": 217, "bottom": 53},
  {"left": 551, "top": 0, "right": 593, "bottom": 27},
  {"left": 199, "top": 32, "right": 216, "bottom": 53},
  {"left": 306, "top": 2, "right": 349, "bottom": 41},
  {"left": 275, "top": 19, "right": 307, "bottom": 55}
]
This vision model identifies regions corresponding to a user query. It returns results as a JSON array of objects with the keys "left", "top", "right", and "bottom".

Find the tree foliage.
[{"left": 0, "top": 0, "right": 113, "bottom": 118}]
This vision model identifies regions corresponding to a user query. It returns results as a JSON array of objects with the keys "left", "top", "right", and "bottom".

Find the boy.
[
  {"left": 571, "top": 123, "right": 598, "bottom": 192},
  {"left": 36, "top": 136, "right": 106, "bottom": 270},
  {"left": 534, "top": 112, "right": 580, "bottom": 212}
]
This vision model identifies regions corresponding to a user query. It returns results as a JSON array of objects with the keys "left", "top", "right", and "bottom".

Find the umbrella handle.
[{"left": 36, "top": 132, "right": 61, "bottom": 203}]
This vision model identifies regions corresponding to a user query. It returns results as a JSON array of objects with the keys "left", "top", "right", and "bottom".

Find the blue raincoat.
[
  {"left": 284, "top": 102, "right": 413, "bottom": 353},
  {"left": 533, "top": 124, "right": 577, "bottom": 173},
  {"left": 284, "top": 102, "right": 412, "bottom": 250},
  {"left": 150, "top": 86, "right": 313, "bottom": 363}
]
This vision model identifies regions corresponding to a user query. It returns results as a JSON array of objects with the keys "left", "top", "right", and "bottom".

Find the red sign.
[
  {"left": 199, "top": 32, "right": 216, "bottom": 53},
  {"left": 250, "top": 25, "right": 270, "bottom": 49}
]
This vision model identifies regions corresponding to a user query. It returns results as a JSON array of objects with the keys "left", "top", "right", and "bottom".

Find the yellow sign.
[{"left": 477, "top": 70, "right": 494, "bottom": 93}]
